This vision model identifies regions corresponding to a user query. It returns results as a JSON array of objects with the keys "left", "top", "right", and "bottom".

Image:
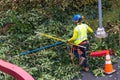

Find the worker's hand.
[{"left": 67, "top": 40, "right": 72, "bottom": 44}]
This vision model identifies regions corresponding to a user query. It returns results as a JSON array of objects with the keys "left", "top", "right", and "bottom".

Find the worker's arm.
[
  {"left": 87, "top": 26, "right": 93, "bottom": 33},
  {"left": 68, "top": 28, "right": 78, "bottom": 42}
]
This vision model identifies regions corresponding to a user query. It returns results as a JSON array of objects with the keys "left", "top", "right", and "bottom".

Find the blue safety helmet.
[{"left": 73, "top": 14, "right": 82, "bottom": 22}]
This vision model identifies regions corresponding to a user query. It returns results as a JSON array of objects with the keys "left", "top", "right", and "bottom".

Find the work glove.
[{"left": 67, "top": 40, "right": 73, "bottom": 44}]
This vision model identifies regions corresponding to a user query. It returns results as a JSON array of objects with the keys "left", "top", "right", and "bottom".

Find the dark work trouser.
[{"left": 72, "top": 42, "right": 89, "bottom": 68}]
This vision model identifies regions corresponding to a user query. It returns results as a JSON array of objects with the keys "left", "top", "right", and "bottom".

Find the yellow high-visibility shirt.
[{"left": 68, "top": 23, "right": 93, "bottom": 45}]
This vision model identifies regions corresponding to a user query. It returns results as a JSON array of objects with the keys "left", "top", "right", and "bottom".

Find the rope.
[{"left": 19, "top": 42, "right": 64, "bottom": 56}]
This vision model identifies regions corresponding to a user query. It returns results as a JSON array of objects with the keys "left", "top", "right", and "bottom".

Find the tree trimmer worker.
[{"left": 68, "top": 14, "right": 93, "bottom": 71}]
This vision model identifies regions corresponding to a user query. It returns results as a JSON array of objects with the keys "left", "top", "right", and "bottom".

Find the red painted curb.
[{"left": 0, "top": 60, "right": 34, "bottom": 80}]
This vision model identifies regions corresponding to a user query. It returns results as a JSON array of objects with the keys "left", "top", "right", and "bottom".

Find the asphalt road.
[{"left": 81, "top": 58, "right": 120, "bottom": 80}]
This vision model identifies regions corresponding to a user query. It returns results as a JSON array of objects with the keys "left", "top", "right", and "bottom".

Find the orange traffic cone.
[{"left": 104, "top": 51, "right": 116, "bottom": 74}]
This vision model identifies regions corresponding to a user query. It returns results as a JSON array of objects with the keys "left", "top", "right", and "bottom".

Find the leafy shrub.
[{"left": 0, "top": 0, "right": 120, "bottom": 80}]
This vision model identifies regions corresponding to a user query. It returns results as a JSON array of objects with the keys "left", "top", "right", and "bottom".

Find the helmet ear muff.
[{"left": 78, "top": 18, "right": 82, "bottom": 22}]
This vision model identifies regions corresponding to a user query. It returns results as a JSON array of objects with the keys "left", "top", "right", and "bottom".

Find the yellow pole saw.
[{"left": 35, "top": 32, "right": 86, "bottom": 49}]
